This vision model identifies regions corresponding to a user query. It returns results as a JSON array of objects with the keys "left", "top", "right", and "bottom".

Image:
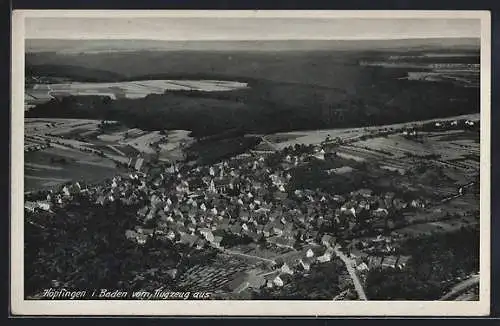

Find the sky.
[{"left": 25, "top": 17, "right": 481, "bottom": 41}]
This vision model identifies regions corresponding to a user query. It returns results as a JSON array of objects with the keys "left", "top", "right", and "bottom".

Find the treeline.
[
  {"left": 26, "top": 64, "right": 125, "bottom": 82},
  {"left": 186, "top": 136, "right": 261, "bottom": 165},
  {"left": 26, "top": 72, "right": 479, "bottom": 138}
]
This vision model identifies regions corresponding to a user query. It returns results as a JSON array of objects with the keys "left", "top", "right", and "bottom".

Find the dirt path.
[{"left": 439, "top": 274, "right": 479, "bottom": 301}]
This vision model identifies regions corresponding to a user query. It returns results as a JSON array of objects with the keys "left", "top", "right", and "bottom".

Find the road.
[
  {"left": 258, "top": 113, "right": 480, "bottom": 149},
  {"left": 439, "top": 274, "right": 480, "bottom": 301},
  {"left": 334, "top": 248, "right": 368, "bottom": 301}
]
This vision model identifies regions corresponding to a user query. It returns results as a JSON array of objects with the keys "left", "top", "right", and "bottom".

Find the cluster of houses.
[
  {"left": 24, "top": 200, "right": 51, "bottom": 212},
  {"left": 26, "top": 135, "right": 424, "bottom": 296},
  {"left": 216, "top": 241, "right": 412, "bottom": 297},
  {"left": 349, "top": 248, "right": 411, "bottom": 272},
  {"left": 24, "top": 143, "right": 48, "bottom": 152},
  {"left": 114, "top": 151, "right": 420, "bottom": 254}
]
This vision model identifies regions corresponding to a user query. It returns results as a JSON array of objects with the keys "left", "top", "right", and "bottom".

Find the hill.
[{"left": 26, "top": 38, "right": 480, "bottom": 54}]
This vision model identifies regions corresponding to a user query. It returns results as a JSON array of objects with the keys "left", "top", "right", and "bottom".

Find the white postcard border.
[{"left": 10, "top": 9, "right": 492, "bottom": 316}]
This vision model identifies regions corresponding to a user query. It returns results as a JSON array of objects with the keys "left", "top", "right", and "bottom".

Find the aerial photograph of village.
[{"left": 23, "top": 15, "right": 481, "bottom": 301}]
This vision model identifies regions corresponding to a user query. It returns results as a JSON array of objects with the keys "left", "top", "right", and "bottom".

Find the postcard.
[{"left": 10, "top": 10, "right": 491, "bottom": 316}]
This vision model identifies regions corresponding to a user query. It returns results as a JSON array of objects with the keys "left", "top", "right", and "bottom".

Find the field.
[
  {"left": 390, "top": 193, "right": 479, "bottom": 238},
  {"left": 24, "top": 146, "right": 117, "bottom": 191},
  {"left": 24, "top": 118, "right": 197, "bottom": 191},
  {"left": 26, "top": 79, "right": 249, "bottom": 107},
  {"left": 158, "top": 130, "right": 194, "bottom": 162},
  {"left": 177, "top": 253, "right": 257, "bottom": 292},
  {"left": 268, "top": 113, "right": 479, "bottom": 150}
]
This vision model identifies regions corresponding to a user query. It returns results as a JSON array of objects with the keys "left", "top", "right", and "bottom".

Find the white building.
[{"left": 273, "top": 275, "right": 284, "bottom": 287}]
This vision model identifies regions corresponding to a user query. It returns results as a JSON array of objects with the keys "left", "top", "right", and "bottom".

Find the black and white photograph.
[{"left": 11, "top": 10, "right": 490, "bottom": 316}]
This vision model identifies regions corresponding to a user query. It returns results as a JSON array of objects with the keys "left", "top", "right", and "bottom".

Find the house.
[
  {"left": 36, "top": 201, "right": 51, "bottom": 211},
  {"left": 208, "top": 179, "right": 217, "bottom": 193},
  {"left": 317, "top": 249, "right": 333, "bottom": 263},
  {"left": 211, "top": 236, "right": 223, "bottom": 248},
  {"left": 333, "top": 194, "right": 346, "bottom": 203},
  {"left": 240, "top": 210, "right": 250, "bottom": 221},
  {"left": 199, "top": 228, "right": 215, "bottom": 243},
  {"left": 166, "top": 230, "right": 177, "bottom": 241},
  {"left": 314, "top": 149, "right": 326, "bottom": 160},
  {"left": 373, "top": 208, "right": 389, "bottom": 218},
  {"left": 280, "top": 262, "right": 294, "bottom": 275},
  {"left": 356, "top": 262, "right": 369, "bottom": 272},
  {"left": 135, "top": 158, "right": 144, "bottom": 171},
  {"left": 381, "top": 256, "right": 398, "bottom": 269},
  {"left": 411, "top": 199, "right": 425, "bottom": 209},
  {"left": 273, "top": 275, "right": 284, "bottom": 287},
  {"left": 305, "top": 248, "right": 315, "bottom": 258},
  {"left": 271, "top": 220, "right": 284, "bottom": 236},
  {"left": 264, "top": 272, "right": 279, "bottom": 288},
  {"left": 356, "top": 189, "right": 373, "bottom": 198},
  {"left": 24, "top": 201, "right": 37, "bottom": 212},
  {"left": 95, "top": 195, "right": 106, "bottom": 206},
  {"left": 61, "top": 186, "right": 71, "bottom": 197}
]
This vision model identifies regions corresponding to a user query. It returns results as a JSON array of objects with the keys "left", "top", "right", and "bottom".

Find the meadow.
[{"left": 24, "top": 146, "right": 117, "bottom": 191}]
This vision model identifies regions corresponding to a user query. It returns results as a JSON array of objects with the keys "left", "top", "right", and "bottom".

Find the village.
[{"left": 24, "top": 116, "right": 480, "bottom": 300}]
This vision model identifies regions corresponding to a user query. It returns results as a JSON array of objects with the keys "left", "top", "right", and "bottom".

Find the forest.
[
  {"left": 26, "top": 47, "right": 479, "bottom": 138},
  {"left": 24, "top": 195, "right": 182, "bottom": 298}
]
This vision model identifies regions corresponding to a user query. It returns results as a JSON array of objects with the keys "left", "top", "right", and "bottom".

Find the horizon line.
[{"left": 26, "top": 36, "right": 480, "bottom": 42}]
